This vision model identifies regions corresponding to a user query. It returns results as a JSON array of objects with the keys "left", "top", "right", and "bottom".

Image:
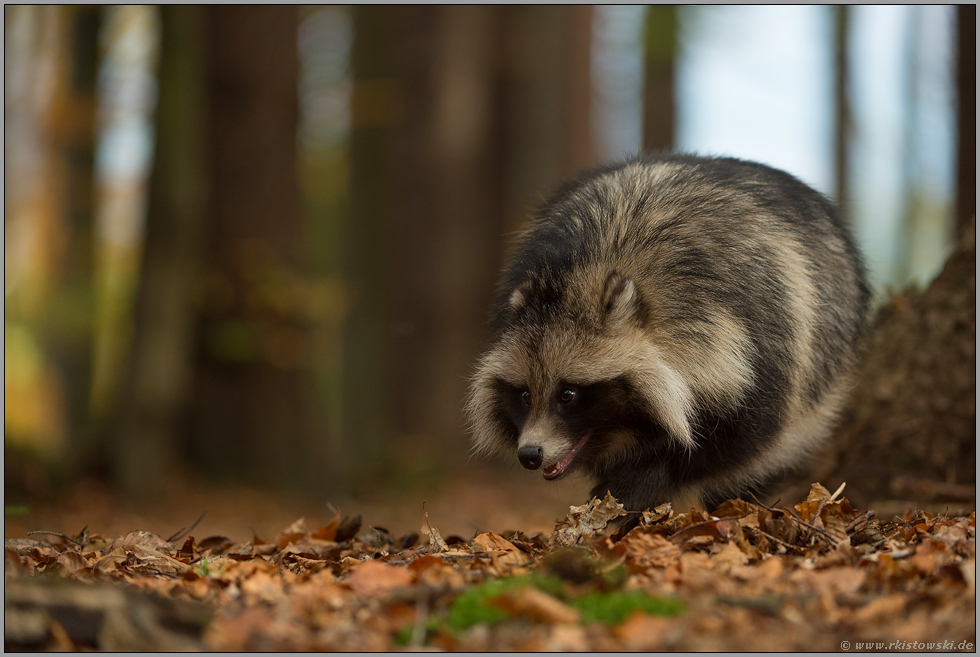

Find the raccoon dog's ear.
[
  {"left": 603, "top": 272, "right": 640, "bottom": 324},
  {"left": 508, "top": 281, "right": 532, "bottom": 313}
]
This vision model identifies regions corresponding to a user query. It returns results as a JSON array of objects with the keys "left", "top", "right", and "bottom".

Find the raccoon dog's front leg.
[{"left": 590, "top": 463, "right": 672, "bottom": 514}]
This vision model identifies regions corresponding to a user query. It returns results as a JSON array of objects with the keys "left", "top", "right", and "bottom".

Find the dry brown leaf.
[
  {"left": 312, "top": 508, "right": 341, "bottom": 542},
  {"left": 551, "top": 491, "right": 627, "bottom": 548},
  {"left": 276, "top": 535, "right": 307, "bottom": 551},
  {"left": 670, "top": 517, "right": 741, "bottom": 543},
  {"left": 217, "top": 557, "right": 276, "bottom": 584},
  {"left": 473, "top": 531, "right": 531, "bottom": 568},
  {"left": 414, "top": 559, "right": 465, "bottom": 589},
  {"left": 344, "top": 560, "right": 413, "bottom": 598},
  {"left": 205, "top": 606, "right": 273, "bottom": 651},
  {"left": 176, "top": 536, "right": 196, "bottom": 562},
  {"left": 806, "top": 482, "right": 833, "bottom": 502},
  {"left": 640, "top": 503, "right": 674, "bottom": 525},
  {"left": 959, "top": 558, "right": 975, "bottom": 592},
  {"left": 713, "top": 498, "right": 758, "bottom": 519},
  {"left": 614, "top": 612, "right": 673, "bottom": 651},
  {"left": 53, "top": 550, "right": 90, "bottom": 576},
  {"left": 93, "top": 546, "right": 130, "bottom": 573},
  {"left": 489, "top": 586, "right": 580, "bottom": 624},
  {"left": 108, "top": 530, "right": 173, "bottom": 554},
  {"left": 615, "top": 531, "right": 682, "bottom": 571},
  {"left": 240, "top": 570, "right": 283, "bottom": 605},
  {"left": 549, "top": 622, "right": 588, "bottom": 652},
  {"left": 421, "top": 511, "right": 448, "bottom": 553},
  {"left": 198, "top": 536, "right": 235, "bottom": 555},
  {"left": 712, "top": 540, "right": 749, "bottom": 573},
  {"left": 281, "top": 517, "right": 309, "bottom": 535},
  {"left": 852, "top": 593, "right": 908, "bottom": 624},
  {"left": 407, "top": 554, "right": 443, "bottom": 573},
  {"left": 758, "top": 508, "right": 801, "bottom": 546},
  {"left": 127, "top": 544, "right": 191, "bottom": 575}
]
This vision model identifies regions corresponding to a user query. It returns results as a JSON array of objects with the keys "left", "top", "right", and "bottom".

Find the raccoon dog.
[{"left": 466, "top": 154, "right": 869, "bottom": 512}]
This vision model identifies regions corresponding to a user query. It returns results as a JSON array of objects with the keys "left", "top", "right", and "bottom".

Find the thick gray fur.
[{"left": 466, "top": 154, "right": 870, "bottom": 512}]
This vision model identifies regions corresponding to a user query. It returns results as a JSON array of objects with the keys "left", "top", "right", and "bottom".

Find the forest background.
[{"left": 4, "top": 5, "right": 975, "bottom": 540}]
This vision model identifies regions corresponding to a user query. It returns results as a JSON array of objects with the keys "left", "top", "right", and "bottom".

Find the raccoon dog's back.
[{"left": 467, "top": 154, "right": 870, "bottom": 512}]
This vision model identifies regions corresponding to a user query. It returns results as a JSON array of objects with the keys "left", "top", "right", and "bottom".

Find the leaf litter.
[{"left": 4, "top": 483, "right": 975, "bottom": 651}]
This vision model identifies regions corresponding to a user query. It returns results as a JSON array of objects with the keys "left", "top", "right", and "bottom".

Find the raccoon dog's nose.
[{"left": 518, "top": 445, "right": 543, "bottom": 470}]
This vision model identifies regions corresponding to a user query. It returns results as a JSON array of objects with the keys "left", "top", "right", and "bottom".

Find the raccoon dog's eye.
[
  {"left": 559, "top": 388, "right": 577, "bottom": 404},
  {"left": 521, "top": 390, "right": 531, "bottom": 406}
]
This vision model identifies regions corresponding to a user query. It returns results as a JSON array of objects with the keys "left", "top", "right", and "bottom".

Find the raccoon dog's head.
[{"left": 466, "top": 265, "right": 698, "bottom": 482}]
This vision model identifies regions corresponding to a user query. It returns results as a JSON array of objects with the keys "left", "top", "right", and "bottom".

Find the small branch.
[
  {"left": 780, "top": 506, "right": 841, "bottom": 546},
  {"left": 845, "top": 510, "right": 876, "bottom": 535},
  {"left": 746, "top": 526, "right": 798, "bottom": 552},
  {"left": 747, "top": 492, "right": 841, "bottom": 546},
  {"left": 167, "top": 509, "right": 209, "bottom": 543},
  {"left": 814, "top": 483, "right": 847, "bottom": 521},
  {"left": 26, "top": 531, "right": 84, "bottom": 547},
  {"left": 667, "top": 518, "right": 735, "bottom": 542}
]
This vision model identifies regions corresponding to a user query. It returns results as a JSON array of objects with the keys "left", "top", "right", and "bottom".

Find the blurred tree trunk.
[
  {"left": 559, "top": 6, "right": 594, "bottom": 174},
  {"left": 642, "top": 5, "right": 676, "bottom": 153},
  {"left": 342, "top": 6, "right": 595, "bottom": 487},
  {"left": 956, "top": 4, "right": 976, "bottom": 237},
  {"left": 53, "top": 5, "right": 100, "bottom": 476},
  {"left": 189, "top": 6, "right": 318, "bottom": 488},
  {"left": 4, "top": 6, "right": 97, "bottom": 495},
  {"left": 342, "top": 5, "right": 398, "bottom": 487},
  {"left": 111, "top": 6, "right": 206, "bottom": 497},
  {"left": 499, "top": 6, "right": 594, "bottom": 234},
  {"left": 387, "top": 6, "right": 503, "bottom": 481}
]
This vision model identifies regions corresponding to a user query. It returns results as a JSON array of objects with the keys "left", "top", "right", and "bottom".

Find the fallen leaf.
[
  {"left": 549, "top": 622, "right": 588, "bottom": 652},
  {"left": 473, "top": 532, "right": 531, "bottom": 568},
  {"left": 240, "top": 570, "right": 283, "bottom": 604},
  {"left": 110, "top": 530, "right": 172, "bottom": 552},
  {"left": 421, "top": 511, "right": 448, "bottom": 553},
  {"left": 852, "top": 593, "right": 907, "bottom": 624},
  {"left": 344, "top": 560, "right": 413, "bottom": 598},
  {"left": 489, "top": 586, "right": 580, "bottom": 624},
  {"left": 669, "top": 518, "right": 741, "bottom": 543},
  {"left": 614, "top": 611, "right": 673, "bottom": 651},
  {"left": 615, "top": 531, "right": 682, "bottom": 571},
  {"left": 93, "top": 547, "right": 130, "bottom": 573},
  {"left": 198, "top": 536, "right": 235, "bottom": 555},
  {"left": 712, "top": 541, "right": 749, "bottom": 573},
  {"left": 712, "top": 499, "right": 758, "bottom": 519},
  {"left": 176, "top": 536, "right": 196, "bottom": 561},
  {"left": 551, "top": 492, "right": 627, "bottom": 548},
  {"left": 275, "top": 521, "right": 308, "bottom": 551},
  {"left": 312, "top": 507, "right": 341, "bottom": 541}
]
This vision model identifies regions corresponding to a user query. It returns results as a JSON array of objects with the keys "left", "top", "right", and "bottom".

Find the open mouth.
[{"left": 542, "top": 433, "right": 591, "bottom": 481}]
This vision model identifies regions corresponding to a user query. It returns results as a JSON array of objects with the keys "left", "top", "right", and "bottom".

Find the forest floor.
[{"left": 4, "top": 469, "right": 976, "bottom": 652}]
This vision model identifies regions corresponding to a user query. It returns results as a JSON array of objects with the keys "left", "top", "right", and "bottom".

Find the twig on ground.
[
  {"left": 745, "top": 526, "right": 799, "bottom": 552},
  {"left": 747, "top": 492, "right": 841, "bottom": 546},
  {"left": 26, "top": 530, "right": 84, "bottom": 547},
  {"left": 845, "top": 510, "right": 876, "bottom": 535},
  {"left": 167, "top": 509, "right": 209, "bottom": 543}
]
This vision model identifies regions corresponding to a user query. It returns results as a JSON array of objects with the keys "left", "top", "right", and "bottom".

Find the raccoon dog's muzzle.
[{"left": 517, "top": 432, "right": 591, "bottom": 480}]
